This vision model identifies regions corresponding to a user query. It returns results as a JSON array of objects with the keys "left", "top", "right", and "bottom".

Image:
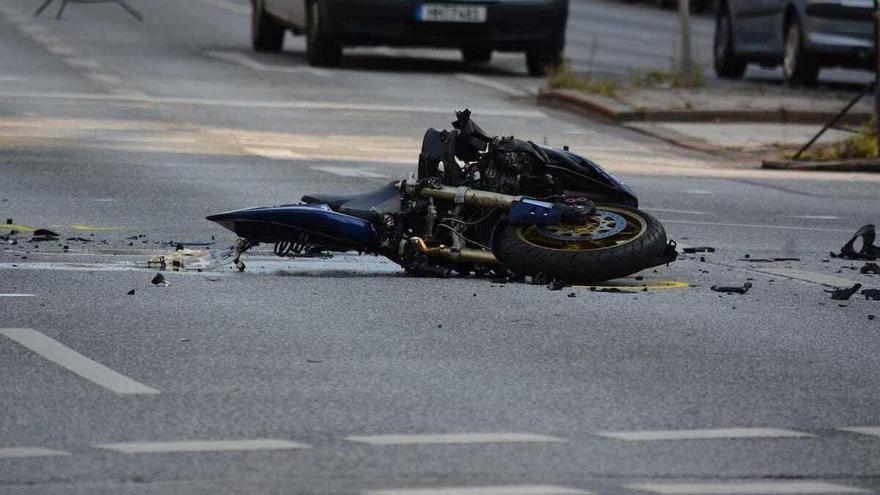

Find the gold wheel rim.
[{"left": 516, "top": 206, "right": 648, "bottom": 252}]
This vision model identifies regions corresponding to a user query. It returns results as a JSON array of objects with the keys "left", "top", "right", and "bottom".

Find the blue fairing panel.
[{"left": 206, "top": 204, "right": 376, "bottom": 247}]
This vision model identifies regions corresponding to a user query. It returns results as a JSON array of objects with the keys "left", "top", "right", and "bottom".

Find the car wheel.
[
  {"left": 462, "top": 47, "right": 492, "bottom": 65},
  {"left": 306, "top": 1, "right": 342, "bottom": 67},
  {"left": 526, "top": 43, "right": 562, "bottom": 76},
  {"left": 252, "top": 0, "right": 285, "bottom": 53},
  {"left": 782, "top": 17, "right": 819, "bottom": 86},
  {"left": 713, "top": 6, "right": 746, "bottom": 79}
]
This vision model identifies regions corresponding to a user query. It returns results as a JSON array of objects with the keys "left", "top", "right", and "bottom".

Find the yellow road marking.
[
  {"left": 69, "top": 224, "right": 126, "bottom": 232},
  {"left": 573, "top": 280, "right": 690, "bottom": 291},
  {"left": 0, "top": 224, "right": 36, "bottom": 232}
]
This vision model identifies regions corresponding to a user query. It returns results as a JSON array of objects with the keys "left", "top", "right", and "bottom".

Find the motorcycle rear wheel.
[{"left": 493, "top": 204, "right": 669, "bottom": 283}]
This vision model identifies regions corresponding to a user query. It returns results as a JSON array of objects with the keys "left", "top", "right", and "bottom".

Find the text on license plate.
[{"left": 417, "top": 4, "right": 487, "bottom": 23}]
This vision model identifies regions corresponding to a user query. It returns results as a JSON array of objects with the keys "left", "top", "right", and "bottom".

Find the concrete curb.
[
  {"left": 762, "top": 158, "right": 880, "bottom": 173},
  {"left": 538, "top": 87, "right": 873, "bottom": 125}
]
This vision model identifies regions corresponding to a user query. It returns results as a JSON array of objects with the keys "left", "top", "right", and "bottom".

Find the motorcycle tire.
[{"left": 493, "top": 204, "right": 670, "bottom": 283}]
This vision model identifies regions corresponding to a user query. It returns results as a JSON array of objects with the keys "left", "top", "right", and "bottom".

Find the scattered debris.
[
  {"left": 700, "top": 256, "right": 706, "bottom": 262},
  {"left": 150, "top": 273, "right": 168, "bottom": 286},
  {"left": 737, "top": 257, "right": 801, "bottom": 263},
  {"left": 869, "top": 315, "right": 876, "bottom": 320},
  {"left": 832, "top": 224, "right": 880, "bottom": 260},
  {"left": 548, "top": 279, "right": 567, "bottom": 290},
  {"left": 34, "top": 0, "right": 144, "bottom": 22},
  {"left": 863, "top": 289, "right": 880, "bottom": 301},
  {"left": 590, "top": 287, "right": 624, "bottom": 293},
  {"left": 5, "top": 218, "right": 11, "bottom": 224},
  {"left": 66, "top": 237, "right": 92, "bottom": 243},
  {"left": 147, "top": 245, "right": 236, "bottom": 271},
  {"left": 31, "top": 229, "right": 59, "bottom": 242},
  {"left": 567, "top": 292, "right": 577, "bottom": 298},
  {"left": 305, "top": 359, "right": 322, "bottom": 363},
  {"left": 861, "top": 262, "right": 880, "bottom": 274},
  {"left": 710, "top": 282, "right": 753, "bottom": 294},
  {"left": 126, "top": 289, "right": 135, "bottom": 295},
  {"left": 826, "top": 283, "right": 862, "bottom": 301},
  {"left": 179, "top": 338, "right": 191, "bottom": 343},
  {"left": 683, "top": 246, "right": 715, "bottom": 253}
]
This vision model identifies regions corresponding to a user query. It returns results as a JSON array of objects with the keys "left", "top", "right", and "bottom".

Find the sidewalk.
[{"left": 538, "top": 81, "right": 878, "bottom": 171}]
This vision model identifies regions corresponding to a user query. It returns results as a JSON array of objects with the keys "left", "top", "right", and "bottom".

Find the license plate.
[{"left": 417, "top": 4, "right": 487, "bottom": 23}]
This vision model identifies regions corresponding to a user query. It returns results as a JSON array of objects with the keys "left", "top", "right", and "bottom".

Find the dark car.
[
  {"left": 250, "top": 0, "right": 568, "bottom": 75},
  {"left": 713, "top": 0, "right": 873, "bottom": 85}
]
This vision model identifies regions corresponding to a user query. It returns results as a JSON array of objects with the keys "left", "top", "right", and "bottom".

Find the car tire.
[
  {"left": 252, "top": 0, "right": 285, "bottom": 53},
  {"left": 526, "top": 42, "right": 562, "bottom": 76},
  {"left": 306, "top": 1, "right": 342, "bottom": 67},
  {"left": 713, "top": 6, "right": 746, "bottom": 79},
  {"left": 782, "top": 17, "right": 819, "bottom": 87},
  {"left": 462, "top": 47, "right": 492, "bottom": 65}
]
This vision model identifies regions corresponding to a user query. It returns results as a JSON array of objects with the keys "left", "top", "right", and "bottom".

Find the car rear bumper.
[{"left": 322, "top": 0, "right": 567, "bottom": 50}]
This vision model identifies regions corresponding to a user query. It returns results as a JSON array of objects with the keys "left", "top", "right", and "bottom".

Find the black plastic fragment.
[
  {"left": 150, "top": 273, "right": 166, "bottom": 285},
  {"left": 31, "top": 229, "right": 59, "bottom": 242},
  {"left": 863, "top": 289, "right": 880, "bottom": 301},
  {"left": 590, "top": 287, "right": 624, "bottom": 293},
  {"left": 567, "top": 292, "right": 577, "bottom": 298},
  {"left": 683, "top": 246, "right": 715, "bottom": 254},
  {"left": 126, "top": 289, "right": 135, "bottom": 295},
  {"left": 826, "top": 283, "right": 862, "bottom": 301},
  {"left": 832, "top": 225, "right": 880, "bottom": 260},
  {"left": 710, "top": 282, "right": 753, "bottom": 294},
  {"left": 861, "top": 263, "right": 880, "bottom": 274}
]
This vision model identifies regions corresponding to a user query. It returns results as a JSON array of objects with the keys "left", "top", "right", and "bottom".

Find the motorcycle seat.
[{"left": 301, "top": 182, "right": 401, "bottom": 222}]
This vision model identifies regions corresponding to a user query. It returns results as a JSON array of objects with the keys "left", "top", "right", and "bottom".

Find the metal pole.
[
  {"left": 875, "top": 0, "right": 879, "bottom": 155},
  {"left": 679, "top": 0, "right": 692, "bottom": 81}
]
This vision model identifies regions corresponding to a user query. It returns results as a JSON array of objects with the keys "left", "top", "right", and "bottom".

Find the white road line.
[
  {"left": 454, "top": 74, "right": 530, "bottom": 97},
  {"left": 85, "top": 73, "right": 123, "bottom": 86},
  {"left": 193, "top": 0, "right": 249, "bottom": 14},
  {"left": 683, "top": 190, "right": 712, "bottom": 195},
  {"left": 787, "top": 215, "right": 840, "bottom": 220},
  {"left": 64, "top": 57, "right": 102, "bottom": 70},
  {"left": 641, "top": 207, "right": 711, "bottom": 216},
  {"left": 244, "top": 147, "right": 308, "bottom": 160},
  {"left": 0, "top": 328, "right": 159, "bottom": 395},
  {"left": 595, "top": 428, "right": 813, "bottom": 441},
  {"left": 0, "top": 294, "right": 35, "bottom": 297},
  {"left": 0, "top": 447, "right": 70, "bottom": 458},
  {"left": 662, "top": 220, "right": 854, "bottom": 233},
  {"left": 753, "top": 268, "right": 875, "bottom": 289},
  {"left": 839, "top": 427, "right": 880, "bottom": 437},
  {"left": 346, "top": 432, "right": 565, "bottom": 445},
  {"left": 205, "top": 50, "right": 329, "bottom": 77},
  {"left": 311, "top": 166, "right": 397, "bottom": 178},
  {"left": 95, "top": 439, "right": 309, "bottom": 454},
  {"left": 626, "top": 481, "right": 868, "bottom": 494},
  {"left": 366, "top": 485, "right": 591, "bottom": 495},
  {"left": 45, "top": 45, "right": 79, "bottom": 56},
  {"left": 0, "top": 91, "right": 547, "bottom": 118}
]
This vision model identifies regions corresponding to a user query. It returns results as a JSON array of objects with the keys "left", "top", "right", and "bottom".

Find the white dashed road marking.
[
  {"left": 0, "top": 447, "right": 70, "bottom": 458},
  {"left": 752, "top": 268, "right": 875, "bottom": 289},
  {"left": 0, "top": 294, "right": 34, "bottom": 297},
  {"left": 641, "top": 207, "right": 710, "bottom": 216},
  {"left": 663, "top": 220, "right": 854, "bottom": 233},
  {"left": 626, "top": 481, "right": 868, "bottom": 494},
  {"left": 366, "top": 485, "right": 591, "bottom": 495},
  {"left": 454, "top": 74, "right": 530, "bottom": 97},
  {"left": 95, "top": 439, "right": 309, "bottom": 454},
  {"left": 346, "top": 432, "right": 564, "bottom": 445},
  {"left": 0, "top": 91, "right": 547, "bottom": 118},
  {"left": 787, "top": 215, "right": 840, "bottom": 220},
  {"left": 839, "top": 427, "right": 880, "bottom": 437},
  {"left": 595, "top": 428, "right": 814, "bottom": 441},
  {"left": 205, "top": 50, "right": 330, "bottom": 77},
  {"left": 0, "top": 328, "right": 159, "bottom": 395}
]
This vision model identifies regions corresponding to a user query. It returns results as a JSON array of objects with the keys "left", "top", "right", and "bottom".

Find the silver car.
[
  {"left": 713, "top": 0, "right": 873, "bottom": 85},
  {"left": 250, "top": 0, "right": 568, "bottom": 75}
]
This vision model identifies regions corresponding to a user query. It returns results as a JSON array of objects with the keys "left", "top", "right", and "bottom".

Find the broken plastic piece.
[
  {"left": 150, "top": 273, "right": 168, "bottom": 286},
  {"left": 146, "top": 245, "right": 236, "bottom": 272},
  {"left": 711, "top": 282, "right": 753, "bottom": 294},
  {"left": 861, "top": 262, "right": 880, "bottom": 274},
  {"left": 833, "top": 225, "right": 880, "bottom": 260},
  {"left": 548, "top": 279, "right": 566, "bottom": 290},
  {"left": 826, "top": 283, "right": 862, "bottom": 301},
  {"left": 683, "top": 246, "right": 715, "bottom": 254},
  {"left": 126, "top": 289, "right": 135, "bottom": 295},
  {"left": 863, "top": 289, "right": 880, "bottom": 301},
  {"left": 31, "top": 229, "right": 59, "bottom": 242}
]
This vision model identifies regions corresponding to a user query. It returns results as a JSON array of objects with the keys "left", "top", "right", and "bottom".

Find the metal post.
[
  {"left": 875, "top": 0, "right": 879, "bottom": 155},
  {"left": 679, "top": 0, "right": 693, "bottom": 81}
]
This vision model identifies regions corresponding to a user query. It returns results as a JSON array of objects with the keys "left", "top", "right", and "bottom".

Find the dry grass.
[
  {"left": 790, "top": 120, "right": 878, "bottom": 161},
  {"left": 546, "top": 60, "right": 619, "bottom": 98}
]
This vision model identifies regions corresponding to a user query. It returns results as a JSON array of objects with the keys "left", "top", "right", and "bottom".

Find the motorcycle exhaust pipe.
[
  {"left": 411, "top": 237, "right": 498, "bottom": 265},
  {"left": 399, "top": 181, "right": 521, "bottom": 209}
]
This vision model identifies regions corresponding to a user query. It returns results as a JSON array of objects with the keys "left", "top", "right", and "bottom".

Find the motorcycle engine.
[{"left": 479, "top": 137, "right": 561, "bottom": 198}]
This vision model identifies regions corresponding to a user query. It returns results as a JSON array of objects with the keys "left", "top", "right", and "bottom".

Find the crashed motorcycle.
[{"left": 207, "top": 110, "right": 676, "bottom": 283}]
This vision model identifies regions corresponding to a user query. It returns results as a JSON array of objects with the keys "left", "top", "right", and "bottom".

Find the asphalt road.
[{"left": 1, "top": 0, "right": 880, "bottom": 494}]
